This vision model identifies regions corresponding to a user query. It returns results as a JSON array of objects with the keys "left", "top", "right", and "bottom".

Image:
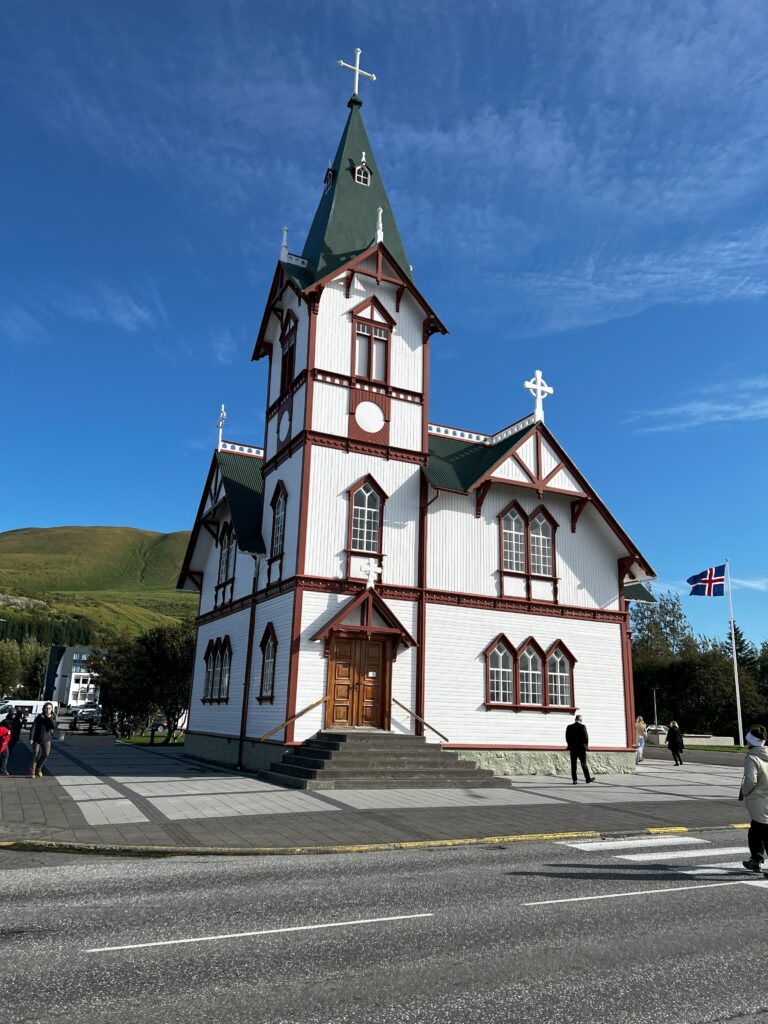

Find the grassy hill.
[{"left": 0, "top": 526, "right": 197, "bottom": 634}]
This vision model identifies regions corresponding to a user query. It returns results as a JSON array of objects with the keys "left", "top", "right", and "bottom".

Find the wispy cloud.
[
  {"left": 52, "top": 282, "right": 158, "bottom": 333},
  {"left": 628, "top": 376, "right": 768, "bottom": 432},
  {"left": 733, "top": 577, "right": 768, "bottom": 592},
  {"left": 0, "top": 304, "right": 47, "bottom": 346},
  {"left": 212, "top": 329, "right": 238, "bottom": 365}
]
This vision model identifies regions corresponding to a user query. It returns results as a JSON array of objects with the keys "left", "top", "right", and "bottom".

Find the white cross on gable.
[
  {"left": 524, "top": 369, "right": 554, "bottom": 423},
  {"left": 359, "top": 558, "right": 382, "bottom": 589},
  {"left": 337, "top": 47, "right": 376, "bottom": 97}
]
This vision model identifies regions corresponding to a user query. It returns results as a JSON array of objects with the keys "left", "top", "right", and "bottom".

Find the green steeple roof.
[{"left": 301, "top": 97, "right": 411, "bottom": 282}]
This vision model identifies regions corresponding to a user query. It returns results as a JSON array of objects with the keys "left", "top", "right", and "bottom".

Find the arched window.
[
  {"left": 519, "top": 646, "right": 543, "bottom": 705},
  {"left": 351, "top": 297, "right": 393, "bottom": 384},
  {"left": 226, "top": 530, "right": 237, "bottom": 581},
  {"left": 487, "top": 640, "right": 514, "bottom": 704},
  {"left": 547, "top": 648, "right": 571, "bottom": 707},
  {"left": 354, "top": 162, "right": 370, "bottom": 186},
  {"left": 502, "top": 508, "right": 525, "bottom": 573},
  {"left": 220, "top": 646, "right": 231, "bottom": 701},
  {"left": 352, "top": 483, "right": 381, "bottom": 553},
  {"left": 530, "top": 512, "right": 553, "bottom": 576},
  {"left": 218, "top": 526, "right": 231, "bottom": 584},
  {"left": 203, "top": 642, "right": 214, "bottom": 700},
  {"left": 271, "top": 484, "right": 287, "bottom": 560},
  {"left": 259, "top": 625, "right": 277, "bottom": 703},
  {"left": 279, "top": 313, "right": 297, "bottom": 397},
  {"left": 212, "top": 650, "right": 222, "bottom": 700}
]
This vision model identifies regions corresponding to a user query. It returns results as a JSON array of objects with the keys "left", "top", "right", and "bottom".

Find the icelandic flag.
[{"left": 687, "top": 564, "right": 726, "bottom": 597}]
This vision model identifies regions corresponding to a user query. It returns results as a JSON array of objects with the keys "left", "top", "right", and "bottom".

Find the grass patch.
[{"left": 123, "top": 732, "right": 185, "bottom": 746}]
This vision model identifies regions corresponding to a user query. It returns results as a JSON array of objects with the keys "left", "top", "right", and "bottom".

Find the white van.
[{"left": 4, "top": 699, "right": 59, "bottom": 722}]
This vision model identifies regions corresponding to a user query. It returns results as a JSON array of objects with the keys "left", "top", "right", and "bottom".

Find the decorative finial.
[
  {"left": 375, "top": 207, "right": 384, "bottom": 244},
  {"left": 280, "top": 227, "right": 288, "bottom": 262},
  {"left": 359, "top": 558, "right": 382, "bottom": 590},
  {"left": 217, "top": 404, "right": 227, "bottom": 450},
  {"left": 524, "top": 370, "right": 554, "bottom": 423},
  {"left": 337, "top": 47, "right": 376, "bottom": 99}
]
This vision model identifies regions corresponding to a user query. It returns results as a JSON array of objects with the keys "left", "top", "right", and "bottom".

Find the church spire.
[{"left": 299, "top": 60, "right": 411, "bottom": 284}]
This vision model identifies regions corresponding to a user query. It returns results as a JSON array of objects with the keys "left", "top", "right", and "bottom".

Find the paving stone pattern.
[{"left": 0, "top": 739, "right": 750, "bottom": 850}]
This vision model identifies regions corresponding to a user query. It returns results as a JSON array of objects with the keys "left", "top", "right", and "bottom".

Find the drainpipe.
[{"left": 236, "top": 560, "right": 260, "bottom": 771}]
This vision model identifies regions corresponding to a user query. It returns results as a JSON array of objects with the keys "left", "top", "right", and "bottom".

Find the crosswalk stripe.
[
  {"left": 618, "top": 846, "right": 744, "bottom": 862},
  {"left": 672, "top": 862, "right": 752, "bottom": 876},
  {"left": 559, "top": 836, "right": 709, "bottom": 852}
]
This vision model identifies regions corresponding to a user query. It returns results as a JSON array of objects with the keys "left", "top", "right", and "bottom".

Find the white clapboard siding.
[
  {"left": 312, "top": 380, "right": 349, "bottom": 436},
  {"left": 245, "top": 591, "right": 297, "bottom": 739},
  {"left": 198, "top": 527, "right": 220, "bottom": 615},
  {"left": 517, "top": 435, "right": 537, "bottom": 477},
  {"left": 262, "top": 450, "right": 304, "bottom": 578},
  {"left": 493, "top": 456, "right": 533, "bottom": 483},
  {"left": 423, "top": 603, "right": 626, "bottom": 746},
  {"left": 304, "top": 446, "right": 420, "bottom": 587},
  {"left": 389, "top": 398, "right": 422, "bottom": 451},
  {"left": 540, "top": 437, "right": 560, "bottom": 478},
  {"left": 388, "top": 291, "right": 424, "bottom": 394},
  {"left": 190, "top": 607, "right": 253, "bottom": 737},
  {"left": 548, "top": 465, "right": 582, "bottom": 493}
]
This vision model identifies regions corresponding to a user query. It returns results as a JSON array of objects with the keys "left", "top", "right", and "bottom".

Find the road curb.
[{"left": 0, "top": 822, "right": 750, "bottom": 858}]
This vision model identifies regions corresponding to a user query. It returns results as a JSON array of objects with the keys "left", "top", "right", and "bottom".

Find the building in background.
[{"left": 46, "top": 647, "right": 99, "bottom": 707}]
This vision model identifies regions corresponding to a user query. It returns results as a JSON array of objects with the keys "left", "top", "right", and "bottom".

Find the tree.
[
  {"left": 19, "top": 638, "right": 49, "bottom": 699},
  {"left": 0, "top": 641, "right": 22, "bottom": 695},
  {"left": 133, "top": 620, "right": 194, "bottom": 742},
  {"left": 631, "top": 592, "right": 697, "bottom": 662},
  {"left": 88, "top": 632, "right": 150, "bottom": 737}
]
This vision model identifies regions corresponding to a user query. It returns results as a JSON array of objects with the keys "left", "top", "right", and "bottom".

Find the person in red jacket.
[{"left": 0, "top": 715, "right": 13, "bottom": 776}]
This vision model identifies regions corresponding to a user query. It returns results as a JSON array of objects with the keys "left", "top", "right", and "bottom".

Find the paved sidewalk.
[{"left": 0, "top": 738, "right": 750, "bottom": 853}]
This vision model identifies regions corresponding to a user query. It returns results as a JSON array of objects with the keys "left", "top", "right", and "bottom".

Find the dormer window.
[
  {"left": 354, "top": 152, "right": 371, "bottom": 187},
  {"left": 351, "top": 297, "right": 394, "bottom": 385},
  {"left": 323, "top": 167, "right": 333, "bottom": 195},
  {"left": 279, "top": 311, "right": 297, "bottom": 398}
]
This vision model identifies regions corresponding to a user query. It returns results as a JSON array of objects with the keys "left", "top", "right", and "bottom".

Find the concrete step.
[
  {"left": 270, "top": 761, "right": 490, "bottom": 781},
  {"left": 307, "top": 733, "right": 428, "bottom": 751},
  {"left": 283, "top": 751, "right": 467, "bottom": 771},
  {"left": 258, "top": 770, "right": 511, "bottom": 791}
]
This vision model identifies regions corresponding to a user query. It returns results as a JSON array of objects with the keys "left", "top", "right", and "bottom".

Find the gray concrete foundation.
[
  {"left": 455, "top": 748, "right": 636, "bottom": 777},
  {"left": 185, "top": 732, "right": 288, "bottom": 773}
]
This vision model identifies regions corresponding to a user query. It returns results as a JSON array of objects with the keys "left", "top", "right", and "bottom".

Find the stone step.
[
  {"left": 308, "top": 733, "right": 428, "bottom": 751},
  {"left": 258, "top": 770, "right": 511, "bottom": 791},
  {"left": 283, "top": 751, "right": 467, "bottom": 771}
]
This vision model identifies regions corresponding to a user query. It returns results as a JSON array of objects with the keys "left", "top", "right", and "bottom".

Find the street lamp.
[{"left": 652, "top": 686, "right": 659, "bottom": 730}]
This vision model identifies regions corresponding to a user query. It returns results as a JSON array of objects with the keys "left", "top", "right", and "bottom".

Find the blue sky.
[{"left": 2, "top": 1, "right": 767, "bottom": 644}]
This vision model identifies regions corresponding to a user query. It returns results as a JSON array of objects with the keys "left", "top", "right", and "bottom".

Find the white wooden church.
[{"left": 178, "top": 53, "right": 655, "bottom": 781}]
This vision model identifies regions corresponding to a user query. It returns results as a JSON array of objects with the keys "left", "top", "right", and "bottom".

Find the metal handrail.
[
  {"left": 391, "top": 697, "right": 450, "bottom": 743},
  {"left": 259, "top": 694, "right": 330, "bottom": 742}
]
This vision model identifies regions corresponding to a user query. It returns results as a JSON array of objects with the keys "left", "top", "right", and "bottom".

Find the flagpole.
[{"left": 725, "top": 559, "right": 744, "bottom": 745}]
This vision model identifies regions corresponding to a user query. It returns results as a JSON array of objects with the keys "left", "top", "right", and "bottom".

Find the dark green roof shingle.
[
  {"left": 217, "top": 451, "right": 265, "bottom": 555},
  {"left": 301, "top": 98, "right": 411, "bottom": 283},
  {"left": 424, "top": 426, "right": 533, "bottom": 493}
]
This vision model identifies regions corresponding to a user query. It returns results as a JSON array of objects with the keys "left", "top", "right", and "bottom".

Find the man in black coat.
[{"left": 565, "top": 714, "right": 594, "bottom": 784}]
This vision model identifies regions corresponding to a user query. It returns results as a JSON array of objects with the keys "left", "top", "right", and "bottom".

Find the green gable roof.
[
  {"left": 301, "top": 97, "right": 411, "bottom": 283},
  {"left": 217, "top": 450, "right": 265, "bottom": 555},
  {"left": 624, "top": 581, "right": 655, "bottom": 603},
  {"left": 424, "top": 426, "right": 533, "bottom": 493}
]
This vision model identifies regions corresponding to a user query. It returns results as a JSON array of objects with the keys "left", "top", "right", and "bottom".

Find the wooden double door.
[{"left": 326, "top": 634, "right": 390, "bottom": 729}]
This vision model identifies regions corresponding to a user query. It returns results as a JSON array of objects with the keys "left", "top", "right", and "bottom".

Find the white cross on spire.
[
  {"left": 337, "top": 47, "right": 376, "bottom": 97},
  {"left": 524, "top": 370, "right": 554, "bottom": 423},
  {"left": 217, "top": 404, "right": 227, "bottom": 450}
]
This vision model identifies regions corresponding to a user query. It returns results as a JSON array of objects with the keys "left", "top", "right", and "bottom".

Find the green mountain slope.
[{"left": 0, "top": 526, "right": 197, "bottom": 633}]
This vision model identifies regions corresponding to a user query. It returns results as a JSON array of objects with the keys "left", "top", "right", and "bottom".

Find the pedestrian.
[
  {"left": 636, "top": 716, "right": 647, "bottom": 763},
  {"left": 666, "top": 721, "right": 685, "bottom": 765},
  {"left": 565, "top": 714, "right": 593, "bottom": 784},
  {"left": 28, "top": 702, "right": 57, "bottom": 779},
  {"left": 740, "top": 725, "right": 768, "bottom": 876},
  {"left": 7, "top": 708, "right": 21, "bottom": 749},
  {"left": 0, "top": 715, "right": 12, "bottom": 776}
]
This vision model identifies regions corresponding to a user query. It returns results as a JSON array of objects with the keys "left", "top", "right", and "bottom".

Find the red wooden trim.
[
  {"left": 571, "top": 497, "right": 589, "bottom": 532},
  {"left": 177, "top": 451, "right": 219, "bottom": 590},
  {"left": 310, "top": 588, "right": 416, "bottom": 646},
  {"left": 284, "top": 590, "right": 303, "bottom": 744},
  {"left": 309, "top": 368, "right": 423, "bottom": 405},
  {"left": 474, "top": 479, "right": 492, "bottom": 519},
  {"left": 303, "top": 288, "right": 322, "bottom": 435},
  {"left": 483, "top": 633, "right": 518, "bottom": 706},
  {"left": 258, "top": 621, "right": 278, "bottom": 707},
  {"left": 295, "top": 442, "right": 312, "bottom": 577},
  {"left": 350, "top": 294, "right": 396, "bottom": 327},
  {"left": 262, "top": 429, "right": 427, "bottom": 476}
]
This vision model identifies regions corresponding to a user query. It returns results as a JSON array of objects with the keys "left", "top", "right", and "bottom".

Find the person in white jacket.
[{"left": 741, "top": 724, "right": 768, "bottom": 875}]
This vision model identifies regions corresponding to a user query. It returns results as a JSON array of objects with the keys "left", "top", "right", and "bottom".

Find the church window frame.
[
  {"left": 350, "top": 297, "right": 394, "bottom": 386},
  {"left": 483, "top": 636, "right": 576, "bottom": 712},
  {"left": 354, "top": 161, "right": 371, "bottom": 187},
  {"left": 270, "top": 481, "right": 287, "bottom": 563},
  {"left": 497, "top": 501, "right": 559, "bottom": 601},
  {"left": 346, "top": 474, "right": 387, "bottom": 579},
  {"left": 215, "top": 523, "right": 237, "bottom": 607},
  {"left": 202, "top": 636, "right": 232, "bottom": 704},
  {"left": 278, "top": 310, "right": 298, "bottom": 399},
  {"left": 258, "top": 624, "right": 278, "bottom": 704}
]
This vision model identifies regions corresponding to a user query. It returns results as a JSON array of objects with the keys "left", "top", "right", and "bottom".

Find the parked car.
[
  {"left": 74, "top": 707, "right": 101, "bottom": 725},
  {"left": 647, "top": 724, "right": 668, "bottom": 735}
]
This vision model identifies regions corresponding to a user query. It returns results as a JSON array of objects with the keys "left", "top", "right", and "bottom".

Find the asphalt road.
[{"left": 2, "top": 831, "right": 767, "bottom": 1024}]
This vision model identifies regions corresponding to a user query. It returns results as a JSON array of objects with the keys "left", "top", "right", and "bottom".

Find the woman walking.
[
  {"left": 666, "top": 721, "right": 685, "bottom": 765},
  {"left": 28, "top": 702, "right": 57, "bottom": 779},
  {"left": 636, "top": 716, "right": 648, "bottom": 763},
  {"left": 740, "top": 725, "right": 768, "bottom": 875}
]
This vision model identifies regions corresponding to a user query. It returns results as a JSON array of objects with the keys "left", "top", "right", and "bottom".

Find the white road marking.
[
  {"left": 523, "top": 879, "right": 768, "bottom": 906},
  {"left": 86, "top": 913, "right": 434, "bottom": 953},
  {"left": 618, "top": 846, "right": 744, "bottom": 862},
  {"left": 559, "top": 836, "right": 708, "bottom": 852},
  {"left": 672, "top": 862, "right": 752, "bottom": 876}
]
